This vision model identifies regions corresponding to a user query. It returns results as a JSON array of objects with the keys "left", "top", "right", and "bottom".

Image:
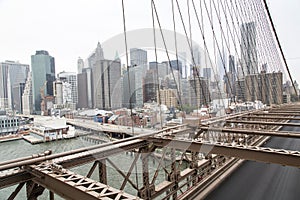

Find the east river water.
[{"left": 0, "top": 137, "right": 168, "bottom": 199}]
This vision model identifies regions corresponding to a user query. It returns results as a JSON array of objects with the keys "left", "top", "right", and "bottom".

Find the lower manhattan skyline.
[
  {"left": 0, "top": 1, "right": 299, "bottom": 200},
  {"left": 0, "top": 0, "right": 299, "bottom": 82}
]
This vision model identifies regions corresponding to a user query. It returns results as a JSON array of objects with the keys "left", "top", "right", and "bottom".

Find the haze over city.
[
  {"left": 0, "top": 1, "right": 299, "bottom": 200},
  {"left": 0, "top": 0, "right": 299, "bottom": 81}
]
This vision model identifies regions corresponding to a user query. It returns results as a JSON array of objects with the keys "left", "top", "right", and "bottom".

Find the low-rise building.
[{"left": 0, "top": 111, "right": 19, "bottom": 135}]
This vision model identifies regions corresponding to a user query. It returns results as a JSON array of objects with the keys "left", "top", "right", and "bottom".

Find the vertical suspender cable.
[
  {"left": 171, "top": 0, "right": 184, "bottom": 114},
  {"left": 121, "top": 0, "right": 135, "bottom": 135},
  {"left": 262, "top": 0, "right": 298, "bottom": 97},
  {"left": 151, "top": 0, "right": 163, "bottom": 128}
]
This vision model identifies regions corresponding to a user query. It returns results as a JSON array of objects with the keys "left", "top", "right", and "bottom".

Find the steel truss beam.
[
  {"left": 0, "top": 125, "right": 187, "bottom": 190},
  {"left": 238, "top": 115, "right": 300, "bottom": 121},
  {"left": 85, "top": 160, "right": 107, "bottom": 184},
  {"left": 55, "top": 139, "right": 148, "bottom": 168},
  {"left": 198, "top": 126, "right": 300, "bottom": 138},
  {"left": 0, "top": 170, "right": 33, "bottom": 189},
  {"left": 149, "top": 138, "right": 300, "bottom": 168},
  {"left": 106, "top": 158, "right": 139, "bottom": 191},
  {"left": 224, "top": 120, "right": 300, "bottom": 127},
  {"left": 0, "top": 139, "right": 148, "bottom": 190},
  {"left": 270, "top": 110, "right": 300, "bottom": 113},
  {"left": 8, "top": 182, "right": 25, "bottom": 200},
  {"left": 0, "top": 125, "right": 185, "bottom": 171},
  {"left": 249, "top": 112, "right": 300, "bottom": 116},
  {"left": 26, "top": 180, "right": 45, "bottom": 200},
  {"left": 27, "top": 163, "right": 139, "bottom": 200}
]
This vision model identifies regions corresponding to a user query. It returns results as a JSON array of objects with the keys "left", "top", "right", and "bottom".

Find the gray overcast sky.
[{"left": 0, "top": 0, "right": 299, "bottom": 82}]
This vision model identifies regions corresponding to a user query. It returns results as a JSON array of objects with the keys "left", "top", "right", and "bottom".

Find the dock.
[
  {"left": 22, "top": 135, "right": 43, "bottom": 144},
  {"left": 82, "top": 135, "right": 111, "bottom": 144},
  {"left": 67, "top": 119, "right": 154, "bottom": 138},
  {"left": 0, "top": 135, "right": 22, "bottom": 143}
]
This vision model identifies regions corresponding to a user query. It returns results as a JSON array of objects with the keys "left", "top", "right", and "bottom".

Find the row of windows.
[
  {"left": 0, "top": 123, "right": 19, "bottom": 128},
  {"left": 0, "top": 119, "right": 19, "bottom": 123}
]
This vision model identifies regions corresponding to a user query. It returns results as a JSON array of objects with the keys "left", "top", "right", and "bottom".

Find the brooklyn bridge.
[{"left": 0, "top": 0, "right": 299, "bottom": 199}]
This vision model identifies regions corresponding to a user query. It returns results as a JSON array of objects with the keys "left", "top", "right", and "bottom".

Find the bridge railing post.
[
  {"left": 98, "top": 159, "right": 107, "bottom": 184},
  {"left": 26, "top": 180, "right": 45, "bottom": 200},
  {"left": 138, "top": 147, "right": 155, "bottom": 200}
]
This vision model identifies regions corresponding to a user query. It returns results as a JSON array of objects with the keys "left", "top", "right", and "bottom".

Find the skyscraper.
[
  {"left": 178, "top": 52, "right": 188, "bottom": 79},
  {"left": 192, "top": 45, "right": 201, "bottom": 66},
  {"left": 22, "top": 72, "right": 33, "bottom": 115},
  {"left": 217, "top": 48, "right": 227, "bottom": 81},
  {"left": 149, "top": 61, "right": 168, "bottom": 79},
  {"left": 57, "top": 72, "right": 78, "bottom": 107},
  {"left": 77, "top": 42, "right": 105, "bottom": 109},
  {"left": 124, "top": 48, "right": 148, "bottom": 108},
  {"left": 143, "top": 69, "right": 158, "bottom": 103},
  {"left": 241, "top": 22, "right": 258, "bottom": 76},
  {"left": 77, "top": 69, "right": 89, "bottom": 109},
  {"left": 122, "top": 69, "right": 135, "bottom": 108},
  {"left": 77, "top": 67, "right": 93, "bottom": 109},
  {"left": 203, "top": 68, "right": 212, "bottom": 81},
  {"left": 130, "top": 48, "right": 147, "bottom": 67},
  {"left": 77, "top": 57, "right": 84, "bottom": 74},
  {"left": 0, "top": 60, "right": 29, "bottom": 112},
  {"left": 229, "top": 55, "right": 236, "bottom": 74},
  {"left": 92, "top": 59, "right": 122, "bottom": 110},
  {"left": 31, "top": 50, "right": 55, "bottom": 113},
  {"left": 162, "top": 60, "right": 183, "bottom": 76},
  {"left": 227, "top": 55, "right": 236, "bottom": 99},
  {"left": 189, "top": 77, "right": 209, "bottom": 107},
  {"left": 88, "top": 42, "right": 104, "bottom": 68},
  {"left": 245, "top": 72, "right": 283, "bottom": 105}
]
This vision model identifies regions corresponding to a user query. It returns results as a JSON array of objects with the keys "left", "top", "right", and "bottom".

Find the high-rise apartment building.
[
  {"left": 157, "top": 89, "right": 178, "bottom": 108},
  {"left": 57, "top": 72, "right": 78, "bottom": 106},
  {"left": 53, "top": 80, "right": 64, "bottom": 105},
  {"left": 0, "top": 61, "right": 29, "bottom": 112},
  {"left": 245, "top": 72, "right": 283, "bottom": 105}
]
